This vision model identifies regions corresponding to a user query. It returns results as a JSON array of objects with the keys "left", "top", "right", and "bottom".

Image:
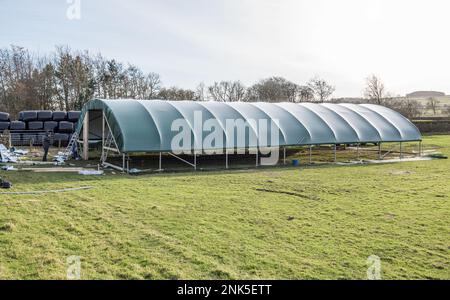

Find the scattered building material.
[
  {"left": 78, "top": 170, "right": 104, "bottom": 175},
  {"left": 0, "top": 179, "right": 12, "bottom": 189},
  {"left": 128, "top": 168, "right": 144, "bottom": 174},
  {"left": 427, "top": 153, "right": 448, "bottom": 159},
  {"left": 20, "top": 167, "right": 95, "bottom": 173},
  {"left": 1, "top": 165, "right": 17, "bottom": 171},
  {"left": 14, "top": 160, "right": 55, "bottom": 166},
  {"left": 364, "top": 157, "right": 433, "bottom": 164},
  {"left": 1, "top": 144, "right": 17, "bottom": 163}
]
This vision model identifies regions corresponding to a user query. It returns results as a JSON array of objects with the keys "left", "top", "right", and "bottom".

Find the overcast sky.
[{"left": 1, "top": 0, "right": 449, "bottom": 97}]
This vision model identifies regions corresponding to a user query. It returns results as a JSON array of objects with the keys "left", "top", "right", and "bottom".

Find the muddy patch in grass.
[
  {"left": 256, "top": 188, "right": 320, "bottom": 201},
  {"left": 390, "top": 170, "right": 414, "bottom": 175},
  {"left": 0, "top": 222, "right": 15, "bottom": 232}
]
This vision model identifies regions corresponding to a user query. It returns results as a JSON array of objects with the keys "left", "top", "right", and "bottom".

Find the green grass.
[{"left": 0, "top": 136, "right": 449, "bottom": 279}]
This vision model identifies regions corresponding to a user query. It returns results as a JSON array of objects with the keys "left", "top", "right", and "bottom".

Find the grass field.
[{"left": 0, "top": 136, "right": 449, "bottom": 279}]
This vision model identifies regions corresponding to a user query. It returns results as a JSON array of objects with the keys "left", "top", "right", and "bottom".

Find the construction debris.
[
  {"left": 12, "top": 149, "right": 28, "bottom": 156},
  {"left": 53, "top": 152, "right": 68, "bottom": 164},
  {"left": 78, "top": 170, "right": 104, "bottom": 175},
  {"left": 0, "top": 144, "right": 28, "bottom": 163},
  {"left": 427, "top": 153, "right": 448, "bottom": 159},
  {"left": 0, "top": 177, "right": 12, "bottom": 189},
  {"left": 128, "top": 168, "right": 142, "bottom": 174},
  {"left": 20, "top": 167, "right": 96, "bottom": 173},
  {"left": 14, "top": 161, "right": 56, "bottom": 166},
  {"left": 1, "top": 165, "right": 17, "bottom": 171}
]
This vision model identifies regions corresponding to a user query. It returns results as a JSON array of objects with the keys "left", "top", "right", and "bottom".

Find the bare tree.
[
  {"left": 426, "top": 97, "right": 440, "bottom": 115},
  {"left": 157, "top": 87, "right": 196, "bottom": 100},
  {"left": 307, "top": 77, "right": 335, "bottom": 102},
  {"left": 34, "top": 60, "right": 58, "bottom": 110},
  {"left": 444, "top": 105, "right": 450, "bottom": 117},
  {"left": 298, "top": 85, "right": 315, "bottom": 102},
  {"left": 195, "top": 82, "right": 207, "bottom": 101},
  {"left": 0, "top": 45, "right": 166, "bottom": 112},
  {"left": 145, "top": 72, "right": 161, "bottom": 99},
  {"left": 0, "top": 45, "right": 40, "bottom": 115},
  {"left": 387, "top": 98, "right": 423, "bottom": 119},
  {"left": 364, "top": 75, "right": 387, "bottom": 105},
  {"left": 247, "top": 77, "right": 300, "bottom": 102},
  {"left": 208, "top": 81, "right": 247, "bottom": 102}
]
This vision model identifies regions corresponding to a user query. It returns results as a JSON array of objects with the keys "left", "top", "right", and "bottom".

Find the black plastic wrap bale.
[
  {"left": 36, "top": 132, "right": 45, "bottom": 145},
  {"left": 37, "top": 110, "right": 53, "bottom": 121},
  {"left": 28, "top": 121, "right": 44, "bottom": 130},
  {"left": 22, "top": 111, "right": 38, "bottom": 122},
  {"left": 10, "top": 121, "right": 26, "bottom": 130},
  {"left": 0, "top": 112, "right": 9, "bottom": 121},
  {"left": 18, "top": 111, "right": 24, "bottom": 121},
  {"left": 44, "top": 121, "right": 58, "bottom": 131},
  {"left": 67, "top": 111, "right": 81, "bottom": 122},
  {"left": 53, "top": 133, "right": 69, "bottom": 145},
  {"left": 53, "top": 111, "right": 67, "bottom": 121},
  {"left": 23, "top": 133, "right": 37, "bottom": 144},
  {"left": 58, "top": 121, "right": 74, "bottom": 133},
  {"left": 11, "top": 133, "right": 22, "bottom": 145},
  {"left": 0, "top": 122, "right": 9, "bottom": 131}
]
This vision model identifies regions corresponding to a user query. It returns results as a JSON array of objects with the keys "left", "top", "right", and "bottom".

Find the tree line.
[
  {"left": 361, "top": 75, "right": 450, "bottom": 118},
  {"left": 1, "top": 45, "right": 443, "bottom": 119},
  {"left": 0, "top": 45, "right": 336, "bottom": 117}
]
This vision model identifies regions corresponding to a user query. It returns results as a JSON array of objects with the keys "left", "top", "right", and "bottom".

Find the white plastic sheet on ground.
[{"left": 0, "top": 144, "right": 28, "bottom": 163}]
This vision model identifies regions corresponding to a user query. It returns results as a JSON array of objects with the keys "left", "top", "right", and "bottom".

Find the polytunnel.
[{"left": 75, "top": 99, "right": 422, "bottom": 171}]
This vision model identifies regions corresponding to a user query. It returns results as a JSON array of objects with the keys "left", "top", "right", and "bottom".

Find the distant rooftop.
[{"left": 406, "top": 91, "right": 446, "bottom": 98}]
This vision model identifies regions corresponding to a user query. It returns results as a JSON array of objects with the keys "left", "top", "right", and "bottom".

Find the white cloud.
[{"left": 1, "top": 0, "right": 449, "bottom": 96}]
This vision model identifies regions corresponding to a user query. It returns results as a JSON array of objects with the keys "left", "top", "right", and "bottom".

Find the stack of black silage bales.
[
  {"left": 0, "top": 112, "right": 10, "bottom": 131},
  {"left": 1, "top": 110, "right": 81, "bottom": 146}
]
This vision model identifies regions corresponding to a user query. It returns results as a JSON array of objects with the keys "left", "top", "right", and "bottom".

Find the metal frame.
[
  {"left": 168, "top": 152, "right": 197, "bottom": 170},
  {"left": 78, "top": 108, "right": 425, "bottom": 173},
  {"left": 99, "top": 111, "right": 125, "bottom": 172}
]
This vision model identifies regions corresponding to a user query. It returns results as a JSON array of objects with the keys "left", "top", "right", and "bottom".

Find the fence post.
[{"left": 82, "top": 110, "right": 89, "bottom": 160}]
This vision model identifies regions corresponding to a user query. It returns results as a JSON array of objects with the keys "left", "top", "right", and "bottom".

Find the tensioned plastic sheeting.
[{"left": 76, "top": 99, "right": 422, "bottom": 153}]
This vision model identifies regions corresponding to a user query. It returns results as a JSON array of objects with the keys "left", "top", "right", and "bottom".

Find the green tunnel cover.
[{"left": 76, "top": 99, "right": 422, "bottom": 153}]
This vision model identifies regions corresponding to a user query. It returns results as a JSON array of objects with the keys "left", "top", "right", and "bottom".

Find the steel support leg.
[
  {"left": 256, "top": 149, "right": 259, "bottom": 167},
  {"left": 357, "top": 143, "right": 360, "bottom": 160},
  {"left": 400, "top": 142, "right": 403, "bottom": 159},
  {"left": 225, "top": 150, "right": 229, "bottom": 169},
  {"left": 309, "top": 146, "right": 312, "bottom": 164},
  {"left": 194, "top": 152, "right": 197, "bottom": 171},
  {"left": 101, "top": 112, "right": 105, "bottom": 162},
  {"left": 378, "top": 143, "right": 382, "bottom": 160},
  {"left": 334, "top": 144, "right": 337, "bottom": 163},
  {"left": 159, "top": 152, "right": 162, "bottom": 170}
]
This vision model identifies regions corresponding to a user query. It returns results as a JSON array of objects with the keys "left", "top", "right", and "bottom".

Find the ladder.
[
  {"left": 100, "top": 130, "right": 114, "bottom": 163},
  {"left": 60, "top": 132, "right": 79, "bottom": 160}
]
